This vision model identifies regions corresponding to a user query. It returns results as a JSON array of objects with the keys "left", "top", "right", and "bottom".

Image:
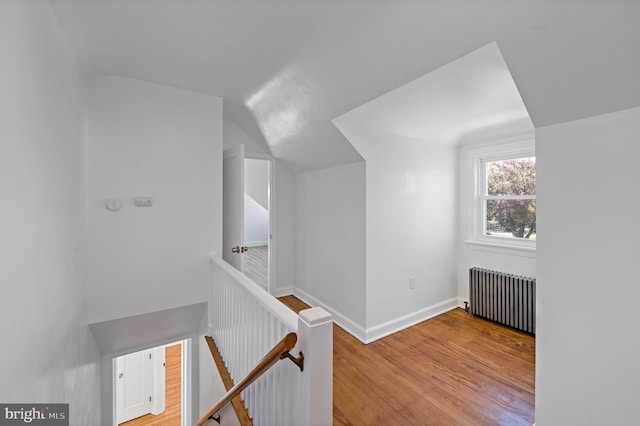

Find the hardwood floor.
[
  {"left": 243, "top": 245, "right": 268, "bottom": 289},
  {"left": 278, "top": 296, "right": 535, "bottom": 426},
  {"left": 121, "top": 344, "right": 182, "bottom": 426}
]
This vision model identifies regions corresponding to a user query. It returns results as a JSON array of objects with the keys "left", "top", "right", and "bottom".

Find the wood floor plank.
[
  {"left": 278, "top": 295, "right": 535, "bottom": 425},
  {"left": 243, "top": 246, "right": 268, "bottom": 289}
]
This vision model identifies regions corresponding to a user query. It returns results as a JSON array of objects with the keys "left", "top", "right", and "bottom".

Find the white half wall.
[
  {"left": 535, "top": 107, "right": 640, "bottom": 425},
  {"left": 294, "top": 162, "right": 367, "bottom": 334},
  {"left": 0, "top": 1, "right": 101, "bottom": 422},
  {"left": 87, "top": 76, "right": 223, "bottom": 323}
]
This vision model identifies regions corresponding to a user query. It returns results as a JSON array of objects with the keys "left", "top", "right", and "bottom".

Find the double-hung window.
[{"left": 468, "top": 138, "right": 536, "bottom": 255}]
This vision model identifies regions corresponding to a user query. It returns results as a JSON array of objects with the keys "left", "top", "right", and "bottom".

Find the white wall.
[
  {"left": 87, "top": 76, "right": 223, "bottom": 323},
  {"left": 456, "top": 246, "right": 536, "bottom": 300},
  {"left": 0, "top": 1, "right": 101, "bottom": 422},
  {"left": 328, "top": 122, "right": 458, "bottom": 341},
  {"left": 245, "top": 158, "right": 269, "bottom": 209},
  {"left": 244, "top": 159, "right": 269, "bottom": 246},
  {"left": 456, "top": 138, "right": 537, "bottom": 301},
  {"left": 223, "top": 118, "right": 268, "bottom": 154},
  {"left": 274, "top": 163, "right": 296, "bottom": 294},
  {"left": 535, "top": 107, "right": 640, "bottom": 425},
  {"left": 244, "top": 194, "right": 269, "bottom": 246},
  {"left": 294, "top": 162, "right": 367, "bottom": 336},
  {"left": 362, "top": 131, "right": 458, "bottom": 340}
]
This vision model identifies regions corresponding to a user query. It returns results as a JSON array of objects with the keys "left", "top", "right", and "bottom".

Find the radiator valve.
[{"left": 464, "top": 301, "right": 470, "bottom": 315}]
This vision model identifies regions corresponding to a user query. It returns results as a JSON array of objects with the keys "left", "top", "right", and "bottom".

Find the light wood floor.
[
  {"left": 121, "top": 344, "right": 182, "bottom": 426},
  {"left": 278, "top": 296, "right": 535, "bottom": 426},
  {"left": 243, "top": 245, "right": 268, "bottom": 289}
]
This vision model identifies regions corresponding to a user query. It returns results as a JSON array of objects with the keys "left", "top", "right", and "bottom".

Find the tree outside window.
[{"left": 484, "top": 157, "right": 536, "bottom": 240}]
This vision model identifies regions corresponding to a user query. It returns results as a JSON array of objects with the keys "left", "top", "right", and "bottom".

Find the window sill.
[{"left": 465, "top": 240, "right": 536, "bottom": 258}]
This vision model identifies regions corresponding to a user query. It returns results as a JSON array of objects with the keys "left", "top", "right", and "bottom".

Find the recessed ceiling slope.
[
  {"left": 49, "top": 0, "right": 640, "bottom": 173},
  {"left": 334, "top": 43, "right": 533, "bottom": 147}
]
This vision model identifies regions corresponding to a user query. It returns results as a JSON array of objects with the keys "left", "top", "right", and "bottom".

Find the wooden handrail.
[
  {"left": 195, "top": 332, "right": 299, "bottom": 426},
  {"left": 204, "top": 336, "right": 252, "bottom": 424}
]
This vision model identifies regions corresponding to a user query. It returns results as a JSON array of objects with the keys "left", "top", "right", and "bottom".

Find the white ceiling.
[
  {"left": 334, "top": 42, "right": 533, "bottom": 146},
  {"left": 49, "top": 0, "right": 640, "bottom": 173}
]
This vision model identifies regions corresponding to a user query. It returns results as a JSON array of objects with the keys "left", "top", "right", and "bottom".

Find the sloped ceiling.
[
  {"left": 49, "top": 0, "right": 640, "bottom": 173},
  {"left": 334, "top": 42, "right": 534, "bottom": 148}
]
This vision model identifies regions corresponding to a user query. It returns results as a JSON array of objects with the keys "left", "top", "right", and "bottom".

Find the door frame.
[
  {"left": 244, "top": 152, "right": 275, "bottom": 294},
  {"left": 111, "top": 338, "right": 191, "bottom": 426},
  {"left": 150, "top": 345, "right": 166, "bottom": 416}
]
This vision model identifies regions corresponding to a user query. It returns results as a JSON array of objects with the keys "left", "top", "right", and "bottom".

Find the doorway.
[
  {"left": 223, "top": 145, "right": 274, "bottom": 292},
  {"left": 242, "top": 157, "right": 271, "bottom": 290},
  {"left": 114, "top": 340, "right": 187, "bottom": 426}
]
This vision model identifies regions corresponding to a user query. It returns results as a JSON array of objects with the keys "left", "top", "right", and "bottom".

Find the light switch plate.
[{"left": 134, "top": 197, "right": 153, "bottom": 207}]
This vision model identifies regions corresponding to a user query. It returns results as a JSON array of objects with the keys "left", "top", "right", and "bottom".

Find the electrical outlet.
[
  {"left": 409, "top": 276, "right": 416, "bottom": 289},
  {"left": 134, "top": 197, "right": 153, "bottom": 207}
]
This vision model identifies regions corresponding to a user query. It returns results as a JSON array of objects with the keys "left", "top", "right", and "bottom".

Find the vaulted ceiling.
[
  {"left": 334, "top": 42, "right": 534, "bottom": 148},
  {"left": 49, "top": 0, "right": 640, "bottom": 173}
]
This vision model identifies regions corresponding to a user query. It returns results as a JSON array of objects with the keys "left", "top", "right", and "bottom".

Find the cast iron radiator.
[{"left": 469, "top": 267, "right": 536, "bottom": 334}]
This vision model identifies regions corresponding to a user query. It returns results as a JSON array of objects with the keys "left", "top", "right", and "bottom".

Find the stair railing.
[
  {"left": 207, "top": 255, "right": 332, "bottom": 425},
  {"left": 195, "top": 332, "right": 301, "bottom": 425}
]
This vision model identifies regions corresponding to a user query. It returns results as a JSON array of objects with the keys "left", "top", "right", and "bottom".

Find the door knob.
[{"left": 231, "top": 246, "right": 240, "bottom": 254}]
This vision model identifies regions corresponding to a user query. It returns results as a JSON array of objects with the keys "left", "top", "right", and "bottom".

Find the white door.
[
  {"left": 223, "top": 145, "right": 245, "bottom": 271},
  {"left": 116, "top": 349, "right": 153, "bottom": 424}
]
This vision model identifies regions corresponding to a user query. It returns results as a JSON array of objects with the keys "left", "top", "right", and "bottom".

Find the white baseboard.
[
  {"left": 364, "top": 297, "right": 460, "bottom": 343},
  {"left": 280, "top": 287, "right": 463, "bottom": 345},
  {"left": 292, "top": 288, "right": 367, "bottom": 343}
]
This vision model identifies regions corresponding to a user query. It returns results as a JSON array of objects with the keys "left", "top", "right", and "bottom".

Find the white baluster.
[{"left": 209, "top": 257, "right": 330, "bottom": 426}]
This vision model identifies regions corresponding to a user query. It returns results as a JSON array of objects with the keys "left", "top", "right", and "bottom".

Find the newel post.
[{"left": 295, "top": 307, "right": 333, "bottom": 426}]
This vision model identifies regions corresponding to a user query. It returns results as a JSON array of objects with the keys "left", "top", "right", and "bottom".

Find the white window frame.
[{"left": 466, "top": 137, "right": 536, "bottom": 258}]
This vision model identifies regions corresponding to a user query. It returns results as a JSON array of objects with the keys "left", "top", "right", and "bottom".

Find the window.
[
  {"left": 483, "top": 156, "right": 536, "bottom": 240},
  {"left": 468, "top": 138, "right": 536, "bottom": 256}
]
